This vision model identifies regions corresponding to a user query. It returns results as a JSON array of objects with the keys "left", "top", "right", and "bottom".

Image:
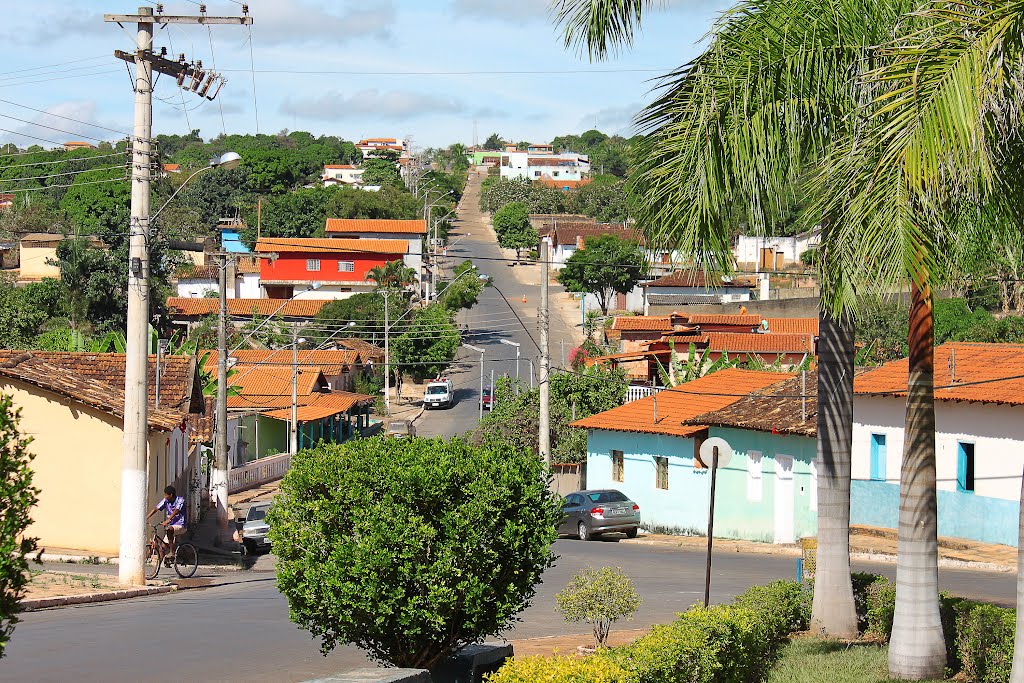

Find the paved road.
[
  {"left": 415, "top": 170, "right": 581, "bottom": 438},
  {"left": 3, "top": 540, "right": 1015, "bottom": 682}
]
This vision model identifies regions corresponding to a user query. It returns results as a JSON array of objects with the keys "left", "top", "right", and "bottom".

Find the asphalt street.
[
  {"left": 2, "top": 540, "right": 1015, "bottom": 683},
  {"left": 415, "top": 171, "right": 581, "bottom": 438}
]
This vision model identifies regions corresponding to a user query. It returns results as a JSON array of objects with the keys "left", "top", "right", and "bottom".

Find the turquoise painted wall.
[
  {"left": 585, "top": 426, "right": 817, "bottom": 543},
  {"left": 851, "top": 480, "right": 1019, "bottom": 547},
  {"left": 710, "top": 427, "right": 817, "bottom": 544}
]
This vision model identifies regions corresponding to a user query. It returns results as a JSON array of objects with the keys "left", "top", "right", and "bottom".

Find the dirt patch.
[
  {"left": 24, "top": 570, "right": 126, "bottom": 600},
  {"left": 508, "top": 628, "right": 648, "bottom": 657}
]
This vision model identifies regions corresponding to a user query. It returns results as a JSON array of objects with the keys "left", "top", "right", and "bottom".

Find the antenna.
[{"left": 949, "top": 347, "right": 956, "bottom": 383}]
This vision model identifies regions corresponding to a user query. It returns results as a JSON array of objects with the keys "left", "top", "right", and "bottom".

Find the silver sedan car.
[{"left": 558, "top": 489, "right": 641, "bottom": 541}]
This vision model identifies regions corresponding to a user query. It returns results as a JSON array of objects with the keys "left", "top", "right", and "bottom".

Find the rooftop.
[
  {"left": 202, "top": 349, "right": 362, "bottom": 377},
  {"left": 167, "top": 297, "right": 328, "bottom": 318},
  {"left": 610, "top": 314, "right": 818, "bottom": 336},
  {"left": 854, "top": 342, "right": 1024, "bottom": 406},
  {"left": 644, "top": 271, "right": 757, "bottom": 289},
  {"left": 546, "top": 223, "right": 643, "bottom": 247},
  {"left": 324, "top": 218, "right": 427, "bottom": 235},
  {"left": 254, "top": 237, "right": 409, "bottom": 254},
  {"left": 685, "top": 371, "right": 816, "bottom": 436},
  {"left": 261, "top": 392, "right": 373, "bottom": 421},
  {"left": 570, "top": 368, "right": 792, "bottom": 437},
  {"left": 324, "top": 164, "right": 358, "bottom": 169}
]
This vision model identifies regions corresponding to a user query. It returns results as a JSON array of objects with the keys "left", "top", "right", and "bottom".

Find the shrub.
[
  {"left": 486, "top": 653, "right": 633, "bottom": 683},
  {"left": 268, "top": 437, "right": 561, "bottom": 671},
  {"left": 731, "top": 580, "right": 812, "bottom": 637},
  {"left": 863, "top": 576, "right": 896, "bottom": 639},
  {"left": 954, "top": 602, "right": 1015, "bottom": 682},
  {"left": 555, "top": 566, "right": 642, "bottom": 647}
]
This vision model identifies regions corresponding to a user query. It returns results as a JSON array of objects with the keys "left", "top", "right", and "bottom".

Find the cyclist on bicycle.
[{"left": 147, "top": 485, "right": 186, "bottom": 555}]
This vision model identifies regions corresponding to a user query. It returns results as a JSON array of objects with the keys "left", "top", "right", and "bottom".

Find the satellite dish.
[{"left": 699, "top": 437, "right": 733, "bottom": 469}]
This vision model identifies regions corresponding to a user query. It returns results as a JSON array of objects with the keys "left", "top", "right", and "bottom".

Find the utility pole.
[
  {"left": 538, "top": 238, "right": 551, "bottom": 467},
  {"left": 383, "top": 289, "right": 391, "bottom": 416},
  {"left": 290, "top": 327, "right": 299, "bottom": 454},
  {"left": 106, "top": 5, "right": 250, "bottom": 586},
  {"left": 213, "top": 253, "right": 231, "bottom": 545}
]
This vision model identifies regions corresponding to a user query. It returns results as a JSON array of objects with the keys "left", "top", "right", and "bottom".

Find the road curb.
[{"left": 21, "top": 584, "right": 176, "bottom": 611}]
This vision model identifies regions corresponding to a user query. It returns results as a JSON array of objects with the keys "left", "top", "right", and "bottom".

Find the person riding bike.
[{"left": 147, "top": 485, "right": 187, "bottom": 556}]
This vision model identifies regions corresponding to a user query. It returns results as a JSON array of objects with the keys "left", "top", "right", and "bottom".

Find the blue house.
[{"left": 572, "top": 369, "right": 801, "bottom": 540}]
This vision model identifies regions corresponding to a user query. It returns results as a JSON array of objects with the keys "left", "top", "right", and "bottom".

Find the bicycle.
[{"left": 146, "top": 524, "right": 199, "bottom": 580}]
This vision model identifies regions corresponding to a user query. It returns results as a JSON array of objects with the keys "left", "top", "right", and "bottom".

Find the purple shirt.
[{"left": 157, "top": 496, "right": 186, "bottom": 527}]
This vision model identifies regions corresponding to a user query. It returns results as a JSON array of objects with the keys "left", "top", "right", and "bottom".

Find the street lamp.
[
  {"left": 290, "top": 336, "right": 307, "bottom": 455},
  {"left": 500, "top": 339, "right": 521, "bottom": 381},
  {"left": 120, "top": 150, "right": 241, "bottom": 585},
  {"left": 462, "top": 342, "right": 485, "bottom": 421}
]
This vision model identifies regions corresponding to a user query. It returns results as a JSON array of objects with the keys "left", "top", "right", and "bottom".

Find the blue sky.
[{"left": 0, "top": 0, "right": 732, "bottom": 150}]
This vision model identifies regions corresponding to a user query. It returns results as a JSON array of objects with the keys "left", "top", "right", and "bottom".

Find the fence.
[
  {"left": 552, "top": 463, "right": 586, "bottom": 496},
  {"left": 228, "top": 452, "right": 292, "bottom": 494},
  {"left": 626, "top": 385, "right": 664, "bottom": 403}
]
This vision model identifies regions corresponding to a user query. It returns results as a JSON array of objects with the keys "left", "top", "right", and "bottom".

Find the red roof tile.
[
  {"left": 854, "top": 342, "right": 1024, "bottom": 405},
  {"left": 611, "top": 316, "right": 672, "bottom": 332},
  {"left": 571, "top": 369, "right": 793, "bottom": 436},
  {"left": 167, "top": 297, "right": 328, "bottom": 318},
  {"left": 324, "top": 164, "right": 357, "bottom": 169},
  {"left": 644, "top": 271, "right": 756, "bottom": 288},
  {"left": 254, "top": 237, "right": 408, "bottom": 254},
  {"left": 324, "top": 219, "right": 427, "bottom": 235},
  {"left": 202, "top": 349, "right": 361, "bottom": 377},
  {"left": 705, "top": 332, "right": 815, "bottom": 354}
]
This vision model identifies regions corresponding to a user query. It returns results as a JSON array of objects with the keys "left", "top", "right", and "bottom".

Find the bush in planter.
[
  {"left": 954, "top": 602, "right": 1015, "bottom": 682},
  {"left": 268, "top": 437, "right": 561, "bottom": 671},
  {"left": 486, "top": 652, "right": 632, "bottom": 683},
  {"left": 555, "top": 566, "right": 642, "bottom": 648},
  {"left": 731, "top": 580, "right": 811, "bottom": 637}
]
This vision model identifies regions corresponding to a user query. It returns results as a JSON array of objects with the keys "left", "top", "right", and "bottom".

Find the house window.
[
  {"left": 611, "top": 450, "right": 624, "bottom": 482},
  {"left": 338, "top": 261, "right": 355, "bottom": 273},
  {"left": 957, "top": 442, "right": 976, "bottom": 493},
  {"left": 870, "top": 433, "right": 887, "bottom": 481},
  {"left": 655, "top": 456, "right": 669, "bottom": 490},
  {"left": 534, "top": 171, "right": 542, "bottom": 177},
  {"left": 306, "top": 259, "right": 321, "bottom": 272},
  {"left": 553, "top": 171, "right": 560, "bottom": 177},
  {"left": 747, "top": 450, "right": 763, "bottom": 502}
]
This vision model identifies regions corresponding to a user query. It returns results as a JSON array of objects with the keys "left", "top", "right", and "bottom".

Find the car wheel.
[
  {"left": 578, "top": 521, "right": 590, "bottom": 541},
  {"left": 625, "top": 527, "right": 638, "bottom": 539},
  {"left": 241, "top": 540, "right": 254, "bottom": 556}
]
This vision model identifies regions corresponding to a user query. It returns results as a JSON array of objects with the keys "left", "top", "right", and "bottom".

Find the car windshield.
[
  {"left": 247, "top": 506, "right": 268, "bottom": 522},
  {"left": 586, "top": 491, "right": 629, "bottom": 504},
  {"left": 388, "top": 423, "right": 408, "bottom": 433},
  {"left": 427, "top": 386, "right": 448, "bottom": 394}
]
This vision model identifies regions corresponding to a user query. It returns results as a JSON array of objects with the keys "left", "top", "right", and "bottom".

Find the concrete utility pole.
[
  {"left": 538, "top": 238, "right": 551, "bottom": 467},
  {"left": 213, "top": 253, "right": 231, "bottom": 545},
  {"left": 105, "top": 5, "right": 251, "bottom": 586},
  {"left": 383, "top": 289, "right": 391, "bottom": 416},
  {"left": 290, "top": 327, "right": 299, "bottom": 454}
]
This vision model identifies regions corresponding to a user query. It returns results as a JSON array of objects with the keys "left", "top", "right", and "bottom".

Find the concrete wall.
[
  {"left": 237, "top": 414, "right": 288, "bottom": 460},
  {"left": 19, "top": 244, "right": 59, "bottom": 280},
  {"left": 734, "top": 234, "right": 819, "bottom": 264},
  {"left": 176, "top": 280, "right": 217, "bottom": 298},
  {"left": 236, "top": 273, "right": 261, "bottom": 298},
  {"left": 648, "top": 297, "right": 822, "bottom": 318},
  {"left": 0, "top": 378, "right": 186, "bottom": 555},
  {"left": 586, "top": 426, "right": 817, "bottom": 543}
]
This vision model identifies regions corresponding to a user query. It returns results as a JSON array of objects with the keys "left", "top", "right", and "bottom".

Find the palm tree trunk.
[
  {"left": 1010, "top": 464, "right": 1024, "bottom": 683},
  {"left": 809, "top": 306, "right": 858, "bottom": 638},
  {"left": 888, "top": 278, "right": 946, "bottom": 679}
]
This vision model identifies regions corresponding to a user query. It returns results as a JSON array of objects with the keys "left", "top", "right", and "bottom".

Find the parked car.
[
  {"left": 240, "top": 502, "right": 272, "bottom": 556},
  {"left": 558, "top": 489, "right": 640, "bottom": 541},
  {"left": 481, "top": 387, "right": 493, "bottom": 410},
  {"left": 387, "top": 420, "right": 416, "bottom": 438},
  {"left": 423, "top": 377, "right": 454, "bottom": 409}
]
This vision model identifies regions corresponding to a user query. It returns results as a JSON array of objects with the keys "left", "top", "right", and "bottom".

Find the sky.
[{"left": 0, "top": 0, "right": 732, "bottom": 151}]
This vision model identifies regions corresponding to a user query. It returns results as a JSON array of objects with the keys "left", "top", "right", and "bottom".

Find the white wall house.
[
  {"left": 499, "top": 151, "right": 588, "bottom": 181},
  {"left": 851, "top": 342, "right": 1024, "bottom": 546},
  {"left": 323, "top": 164, "right": 364, "bottom": 186},
  {"left": 734, "top": 232, "right": 820, "bottom": 269},
  {"left": 642, "top": 271, "right": 754, "bottom": 313}
]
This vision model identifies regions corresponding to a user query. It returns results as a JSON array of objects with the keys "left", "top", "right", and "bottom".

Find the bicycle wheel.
[
  {"left": 144, "top": 543, "right": 162, "bottom": 580},
  {"left": 174, "top": 543, "right": 198, "bottom": 579}
]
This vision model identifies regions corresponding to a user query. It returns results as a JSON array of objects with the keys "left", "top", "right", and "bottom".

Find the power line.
[
  {"left": 2, "top": 176, "right": 127, "bottom": 193},
  {"left": 0, "top": 68, "right": 122, "bottom": 90},
  {"left": 0, "top": 98, "right": 130, "bottom": 137},
  {"left": 0, "top": 55, "right": 109, "bottom": 78},
  {"left": 0, "top": 112, "right": 117, "bottom": 144},
  {"left": 0, "top": 151, "right": 128, "bottom": 169},
  {"left": 216, "top": 67, "right": 670, "bottom": 76},
  {"left": 0, "top": 164, "right": 126, "bottom": 185}
]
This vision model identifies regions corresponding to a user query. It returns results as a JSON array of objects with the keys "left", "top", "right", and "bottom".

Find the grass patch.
[{"left": 767, "top": 638, "right": 947, "bottom": 683}]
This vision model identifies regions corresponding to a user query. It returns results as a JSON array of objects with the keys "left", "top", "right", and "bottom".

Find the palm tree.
[
  {"left": 553, "top": 0, "right": 918, "bottom": 639},
  {"left": 366, "top": 259, "right": 417, "bottom": 290}
]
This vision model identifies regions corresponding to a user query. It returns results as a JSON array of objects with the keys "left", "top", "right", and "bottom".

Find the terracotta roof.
[
  {"left": 202, "top": 349, "right": 362, "bottom": 376},
  {"left": 854, "top": 342, "right": 1024, "bottom": 406},
  {"left": 612, "top": 316, "right": 671, "bottom": 332},
  {"left": 324, "top": 218, "right": 427, "bottom": 235},
  {"left": 228, "top": 366, "right": 324, "bottom": 397},
  {"left": 0, "top": 353, "right": 186, "bottom": 431},
  {"left": 703, "top": 332, "right": 815, "bottom": 355},
  {"left": 539, "top": 177, "right": 593, "bottom": 190},
  {"left": 547, "top": 223, "right": 644, "bottom": 248},
  {"left": 360, "top": 138, "right": 399, "bottom": 144},
  {"left": 571, "top": 369, "right": 792, "bottom": 437},
  {"left": 235, "top": 256, "right": 261, "bottom": 274},
  {"left": 336, "top": 337, "right": 385, "bottom": 360},
  {"left": 262, "top": 392, "right": 373, "bottom": 421},
  {"left": 167, "top": 297, "right": 328, "bottom": 318},
  {"left": 765, "top": 318, "right": 819, "bottom": 335},
  {"left": 0, "top": 351, "right": 201, "bottom": 414},
  {"left": 685, "top": 372, "right": 815, "bottom": 436},
  {"left": 162, "top": 163, "right": 181, "bottom": 171},
  {"left": 686, "top": 314, "right": 764, "bottom": 326},
  {"left": 21, "top": 233, "right": 103, "bottom": 247},
  {"left": 324, "top": 164, "right": 357, "bottom": 169},
  {"left": 254, "top": 237, "right": 408, "bottom": 254},
  {"left": 644, "top": 271, "right": 756, "bottom": 289},
  {"left": 175, "top": 264, "right": 218, "bottom": 280}
]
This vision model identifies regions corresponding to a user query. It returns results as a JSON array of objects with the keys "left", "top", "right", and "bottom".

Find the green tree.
[
  {"left": 58, "top": 170, "right": 129, "bottom": 235},
  {"left": 555, "top": 567, "right": 641, "bottom": 648},
  {"left": 366, "top": 259, "right": 418, "bottom": 290},
  {"left": 0, "top": 395, "right": 38, "bottom": 659},
  {"left": 360, "top": 150, "right": 403, "bottom": 188},
  {"left": 268, "top": 436, "right": 559, "bottom": 670},
  {"left": 324, "top": 185, "right": 420, "bottom": 221},
  {"left": 483, "top": 133, "right": 505, "bottom": 151},
  {"left": 491, "top": 201, "right": 538, "bottom": 260},
  {"left": 436, "top": 260, "right": 485, "bottom": 313},
  {"left": 557, "top": 234, "right": 646, "bottom": 315},
  {"left": 308, "top": 292, "right": 406, "bottom": 347},
  {"left": 390, "top": 304, "right": 460, "bottom": 381},
  {"left": 244, "top": 186, "right": 334, "bottom": 242}
]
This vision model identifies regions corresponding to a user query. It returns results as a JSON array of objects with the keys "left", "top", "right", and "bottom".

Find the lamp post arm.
[{"left": 150, "top": 165, "right": 213, "bottom": 223}]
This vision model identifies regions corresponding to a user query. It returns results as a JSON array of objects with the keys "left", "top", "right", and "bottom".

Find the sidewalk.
[{"left": 624, "top": 525, "right": 1016, "bottom": 571}]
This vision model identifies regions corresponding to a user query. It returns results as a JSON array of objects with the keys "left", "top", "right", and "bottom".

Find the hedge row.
[
  {"left": 487, "top": 581, "right": 811, "bottom": 683},
  {"left": 852, "top": 573, "right": 1016, "bottom": 682}
]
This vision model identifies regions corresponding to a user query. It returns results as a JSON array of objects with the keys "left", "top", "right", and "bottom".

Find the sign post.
[{"left": 699, "top": 437, "right": 734, "bottom": 608}]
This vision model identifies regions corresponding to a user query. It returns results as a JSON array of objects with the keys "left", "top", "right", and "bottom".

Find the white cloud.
[
  {"left": 248, "top": 0, "right": 397, "bottom": 46},
  {"left": 450, "top": 0, "right": 550, "bottom": 24},
  {"left": 0, "top": 100, "right": 126, "bottom": 147},
  {"left": 578, "top": 103, "right": 643, "bottom": 135},
  {"left": 280, "top": 89, "right": 468, "bottom": 121}
]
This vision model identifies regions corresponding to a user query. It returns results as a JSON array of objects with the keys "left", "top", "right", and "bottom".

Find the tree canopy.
[{"left": 557, "top": 234, "right": 647, "bottom": 314}]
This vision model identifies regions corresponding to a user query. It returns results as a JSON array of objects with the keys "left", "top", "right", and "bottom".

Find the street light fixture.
[
  {"left": 150, "top": 151, "right": 241, "bottom": 223},
  {"left": 500, "top": 339, "right": 521, "bottom": 381},
  {"left": 462, "top": 342, "right": 486, "bottom": 422}
]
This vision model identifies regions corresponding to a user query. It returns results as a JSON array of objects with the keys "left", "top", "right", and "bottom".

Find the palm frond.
[{"left": 550, "top": 0, "right": 662, "bottom": 60}]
